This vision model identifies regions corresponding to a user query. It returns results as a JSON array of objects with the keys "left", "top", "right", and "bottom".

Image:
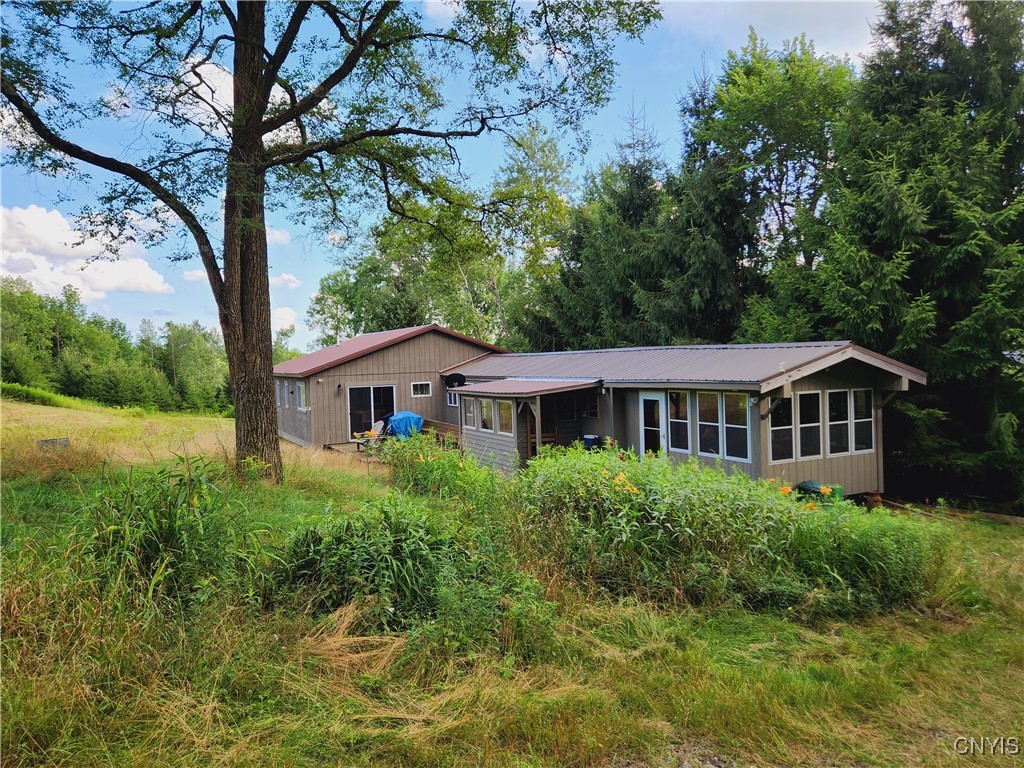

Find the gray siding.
[
  {"left": 460, "top": 396, "right": 520, "bottom": 473},
  {"left": 276, "top": 376, "right": 312, "bottom": 445},
  {"left": 279, "top": 331, "right": 494, "bottom": 446},
  {"left": 759, "top": 363, "right": 886, "bottom": 495}
]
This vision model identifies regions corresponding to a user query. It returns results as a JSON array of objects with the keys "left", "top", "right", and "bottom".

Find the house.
[
  {"left": 272, "top": 325, "right": 505, "bottom": 447},
  {"left": 441, "top": 341, "right": 926, "bottom": 495}
]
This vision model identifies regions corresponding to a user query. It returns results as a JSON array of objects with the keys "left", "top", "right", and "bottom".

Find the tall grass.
[
  {"left": 515, "top": 445, "right": 978, "bottom": 618},
  {"left": 1, "top": 382, "right": 106, "bottom": 410}
]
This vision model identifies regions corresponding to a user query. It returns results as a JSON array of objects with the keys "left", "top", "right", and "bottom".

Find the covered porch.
[{"left": 453, "top": 378, "right": 604, "bottom": 468}]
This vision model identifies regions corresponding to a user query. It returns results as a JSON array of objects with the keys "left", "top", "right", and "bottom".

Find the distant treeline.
[{"left": 1, "top": 278, "right": 230, "bottom": 414}]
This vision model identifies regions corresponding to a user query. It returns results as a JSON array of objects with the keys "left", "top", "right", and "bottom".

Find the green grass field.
[{"left": 2, "top": 399, "right": 1021, "bottom": 767}]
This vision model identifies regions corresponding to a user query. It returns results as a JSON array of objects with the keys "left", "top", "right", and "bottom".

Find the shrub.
[
  {"left": 520, "top": 445, "right": 970, "bottom": 616},
  {"left": 276, "top": 494, "right": 555, "bottom": 658},
  {"left": 380, "top": 432, "right": 507, "bottom": 515}
]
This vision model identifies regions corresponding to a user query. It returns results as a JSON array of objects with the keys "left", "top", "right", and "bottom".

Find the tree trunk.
[{"left": 219, "top": 2, "right": 283, "bottom": 482}]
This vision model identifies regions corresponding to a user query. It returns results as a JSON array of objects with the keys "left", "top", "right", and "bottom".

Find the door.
[
  {"left": 640, "top": 392, "right": 667, "bottom": 455},
  {"left": 348, "top": 385, "right": 396, "bottom": 437}
]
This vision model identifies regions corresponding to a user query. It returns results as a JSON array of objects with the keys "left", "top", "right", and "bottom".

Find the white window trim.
[
  {"left": 447, "top": 390, "right": 459, "bottom": 408},
  {"left": 581, "top": 392, "right": 599, "bottom": 420},
  {"left": 284, "top": 380, "right": 290, "bottom": 409},
  {"left": 296, "top": 381, "right": 309, "bottom": 412},
  {"left": 275, "top": 379, "right": 281, "bottom": 407},
  {"left": 826, "top": 388, "right": 852, "bottom": 457},
  {"left": 797, "top": 391, "right": 822, "bottom": 460},
  {"left": 722, "top": 392, "right": 752, "bottom": 463},
  {"left": 497, "top": 399, "right": 514, "bottom": 436},
  {"left": 697, "top": 391, "right": 722, "bottom": 459},
  {"left": 463, "top": 397, "right": 477, "bottom": 430},
  {"left": 668, "top": 390, "right": 690, "bottom": 454},
  {"left": 768, "top": 396, "right": 795, "bottom": 465},
  {"left": 411, "top": 381, "right": 432, "bottom": 398},
  {"left": 478, "top": 398, "right": 495, "bottom": 432},
  {"left": 344, "top": 384, "right": 396, "bottom": 440},
  {"left": 852, "top": 388, "right": 875, "bottom": 454}
]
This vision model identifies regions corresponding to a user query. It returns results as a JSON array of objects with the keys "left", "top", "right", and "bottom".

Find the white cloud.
[
  {"left": 273, "top": 306, "right": 298, "bottom": 332},
  {"left": 661, "top": 1, "right": 880, "bottom": 62},
  {"left": 1, "top": 205, "right": 173, "bottom": 301},
  {"left": 270, "top": 273, "right": 302, "bottom": 289},
  {"left": 182, "top": 269, "right": 207, "bottom": 281},
  {"left": 422, "top": 1, "right": 459, "bottom": 25},
  {"left": 266, "top": 226, "right": 292, "bottom": 245}
]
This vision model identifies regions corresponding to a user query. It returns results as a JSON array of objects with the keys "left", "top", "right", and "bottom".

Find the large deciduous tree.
[{"left": 2, "top": 1, "right": 657, "bottom": 480}]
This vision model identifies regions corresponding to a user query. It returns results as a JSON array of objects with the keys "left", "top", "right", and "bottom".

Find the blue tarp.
[{"left": 389, "top": 411, "right": 424, "bottom": 440}]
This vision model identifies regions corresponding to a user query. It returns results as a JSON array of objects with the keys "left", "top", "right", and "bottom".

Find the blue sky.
[{"left": 1, "top": 1, "right": 879, "bottom": 349}]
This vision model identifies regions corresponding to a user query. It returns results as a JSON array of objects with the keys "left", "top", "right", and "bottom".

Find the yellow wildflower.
[
  {"left": 780, "top": 486, "right": 792, "bottom": 495},
  {"left": 601, "top": 469, "right": 610, "bottom": 477},
  {"left": 767, "top": 478, "right": 776, "bottom": 484},
  {"left": 805, "top": 502, "right": 816, "bottom": 510},
  {"left": 821, "top": 486, "right": 832, "bottom": 495}
]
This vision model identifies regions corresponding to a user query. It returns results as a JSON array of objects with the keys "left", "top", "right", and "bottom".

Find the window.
[
  {"left": 797, "top": 392, "right": 821, "bottom": 458},
  {"left": 723, "top": 393, "right": 749, "bottom": 461},
  {"left": 697, "top": 392, "right": 720, "bottom": 456},
  {"left": 284, "top": 381, "right": 290, "bottom": 409},
  {"left": 463, "top": 398, "right": 477, "bottom": 429},
  {"left": 479, "top": 399, "right": 493, "bottom": 431},
  {"left": 827, "top": 389, "right": 851, "bottom": 455},
  {"left": 668, "top": 390, "right": 689, "bottom": 453},
  {"left": 447, "top": 390, "right": 459, "bottom": 408},
  {"left": 412, "top": 381, "right": 431, "bottom": 398},
  {"left": 275, "top": 379, "right": 281, "bottom": 407},
  {"left": 853, "top": 389, "right": 874, "bottom": 452},
  {"left": 580, "top": 392, "right": 599, "bottom": 419},
  {"left": 769, "top": 397, "right": 794, "bottom": 462},
  {"left": 297, "top": 382, "right": 307, "bottom": 411},
  {"left": 824, "top": 389, "right": 874, "bottom": 455},
  {"left": 497, "top": 400, "right": 514, "bottom": 435}
]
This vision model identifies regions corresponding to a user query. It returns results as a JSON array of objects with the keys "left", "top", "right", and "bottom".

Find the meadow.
[{"left": 2, "top": 398, "right": 1022, "bottom": 767}]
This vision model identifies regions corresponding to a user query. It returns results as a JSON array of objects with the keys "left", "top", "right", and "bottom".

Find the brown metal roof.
[
  {"left": 454, "top": 378, "right": 601, "bottom": 397},
  {"left": 273, "top": 324, "right": 507, "bottom": 378},
  {"left": 444, "top": 341, "right": 927, "bottom": 393}
]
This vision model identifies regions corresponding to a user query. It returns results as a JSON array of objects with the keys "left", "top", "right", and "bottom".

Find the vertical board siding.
[
  {"left": 462, "top": 427, "right": 520, "bottom": 473},
  {"left": 279, "top": 331, "right": 497, "bottom": 446},
  {"left": 276, "top": 376, "right": 313, "bottom": 445},
  {"left": 759, "top": 363, "right": 887, "bottom": 495}
]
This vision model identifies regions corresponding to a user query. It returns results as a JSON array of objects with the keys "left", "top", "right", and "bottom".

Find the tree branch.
[
  {"left": 262, "top": 2, "right": 312, "bottom": 104},
  {"left": 1, "top": 80, "right": 225, "bottom": 304},
  {"left": 262, "top": 118, "right": 490, "bottom": 168},
  {"left": 261, "top": 0, "right": 399, "bottom": 136}
]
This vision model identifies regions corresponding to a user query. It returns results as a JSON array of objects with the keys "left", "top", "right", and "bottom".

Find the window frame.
[
  {"left": 275, "top": 379, "right": 281, "bottom": 407},
  {"left": 797, "top": 391, "right": 822, "bottom": 460},
  {"left": 826, "top": 388, "right": 852, "bottom": 457},
  {"left": 479, "top": 398, "right": 494, "bottom": 432},
  {"left": 463, "top": 397, "right": 477, "bottom": 429},
  {"left": 580, "top": 392, "right": 599, "bottom": 419},
  {"left": 768, "top": 396, "right": 795, "bottom": 464},
  {"left": 296, "top": 381, "right": 308, "bottom": 412},
  {"left": 697, "top": 391, "right": 722, "bottom": 458},
  {"left": 722, "top": 392, "right": 751, "bottom": 462},
  {"left": 852, "top": 388, "right": 874, "bottom": 454},
  {"left": 411, "top": 381, "right": 432, "bottom": 398},
  {"left": 497, "top": 400, "right": 514, "bottom": 435},
  {"left": 668, "top": 390, "right": 690, "bottom": 454},
  {"left": 447, "top": 390, "right": 459, "bottom": 408}
]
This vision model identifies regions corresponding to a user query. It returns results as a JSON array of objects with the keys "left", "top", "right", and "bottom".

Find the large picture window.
[
  {"left": 464, "top": 398, "right": 476, "bottom": 429},
  {"left": 769, "top": 397, "right": 794, "bottom": 462},
  {"left": 479, "top": 399, "right": 493, "bottom": 431},
  {"left": 697, "top": 392, "right": 720, "bottom": 456},
  {"left": 797, "top": 391, "right": 821, "bottom": 458},
  {"left": 668, "top": 390, "right": 689, "bottom": 453}
]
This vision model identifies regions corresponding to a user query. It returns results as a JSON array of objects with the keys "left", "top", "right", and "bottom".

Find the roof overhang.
[
  {"left": 455, "top": 378, "right": 601, "bottom": 397},
  {"left": 757, "top": 343, "right": 927, "bottom": 394}
]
